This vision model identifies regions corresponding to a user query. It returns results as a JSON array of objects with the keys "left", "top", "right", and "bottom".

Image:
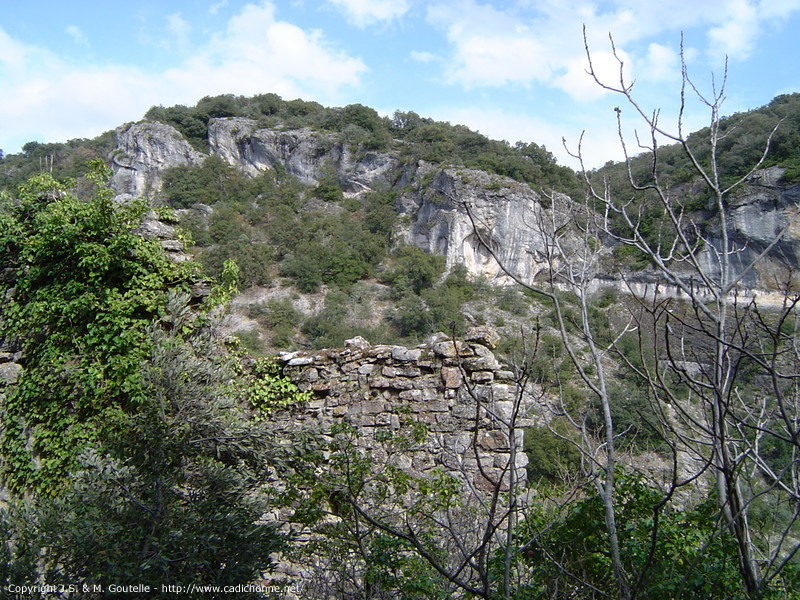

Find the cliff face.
[
  {"left": 107, "top": 118, "right": 800, "bottom": 295},
  {"left": 699, "top": 167, "right": 800, "bottom": 291},
  {"left": 109, "top": 117, "right": 561, "bottom": 287},
  {"left": 394, "top": 163, "right": 557, "bottom": 284},
  {"left": 111, "top": 121, "right": 204, "bottom": 199},
  {"left": 208, "top": 117, "right": 402, "bottom": 193}
]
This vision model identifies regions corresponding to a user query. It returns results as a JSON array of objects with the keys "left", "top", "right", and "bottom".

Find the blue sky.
[{"left": 2, "top": 0, "right": 799, "bottom": 168}]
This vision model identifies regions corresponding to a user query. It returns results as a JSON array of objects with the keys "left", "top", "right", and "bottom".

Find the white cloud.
[
  {"left": 426, "top": 0, "right": 800, "bottom": 97},
  {"left": 166, "top": 13, "right": 192, "bottom": 51},
  {"left": 555, "top": 49, "right": 633, "bottom": 101},
  {"left": 758, "top": 0, "right": 800, "bottom": 19},
  {"left": 707, "top": 0, "right": 759, "bottom": 62},
  {"left": 446, "top": 31, "right": 554, "bottom": 88},
  {"left": 641, "top": 43, "right": 679, "bottom": 82},
  {"left": 410, "top": 50, "right": 438, "bottom": 63},
  {"left": 65, "top": 26, "right": 90, "bottom": 48},
  {"left": 326, "top": 0, "right": 410, "bottom": 27},
  {"left": 209, "top": 0, "right": 229, "bottom": 15},
  {"left": 0, "top": 2, "right": 367, "bottom": 153}
]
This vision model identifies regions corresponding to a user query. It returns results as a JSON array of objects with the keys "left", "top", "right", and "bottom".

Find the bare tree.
[
  {"left": 463, "top": 186, "right": 641, "bottom": 599},
  {"left": 457, "top": 29, "right": 800, "bottom": 599},
  {"left": 575, "top": 30, "right": 799, "bottom": 598}
]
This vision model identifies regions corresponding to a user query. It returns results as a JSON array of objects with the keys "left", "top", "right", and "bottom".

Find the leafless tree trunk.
[
  {"left": 457, "top": 28, "right": 799, "bottom": 599},
  {"left": 567, "top": 28, "right": 798, "bottom": 598}
]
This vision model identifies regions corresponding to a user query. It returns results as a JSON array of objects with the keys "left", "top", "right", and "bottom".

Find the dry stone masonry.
[{"left": 275, "top": 326, "right": 533, "bottom": 490}]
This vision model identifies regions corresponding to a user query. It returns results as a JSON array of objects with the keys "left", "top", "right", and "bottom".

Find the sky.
[{"left": 2, "top": 0, "right": 799, "bottom": 169}]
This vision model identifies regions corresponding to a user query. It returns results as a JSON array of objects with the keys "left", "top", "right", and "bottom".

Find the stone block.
[
  {"left": 443, "top": 433, "right": 472, "bottom": 455},
  {"left": 0, "top": 363, "right": 22, "bottom": 385},
  {"left": 490, "top": 401, "right": 516, "bottom": 421},
  {"left": 362, "top": 400, "right": 386, "bottom": 414},
  {"left": 375, "top": 413, "right": 400, "bottom": 427},
  {"left": 470, "top": 371, "right": 494, "bottom": 383},
  {"left": 344, "top": 336, "right": 370, "bottom": 350},
  {"left": 462, "top": 356, "right": 500, "bottom": 371},
  {"left": 423, "top": 400, "right": 450, "bottom": 413},
  {"left": 300, "top": 367, "right": 319, "bottom": 383},
  {"left": 464, "top": 325, "right": 500, "bottom": 349},
  {"left": 358, "top": 363, "right": 376, "bottom": 375},
  {"left": 396, "top": 366, "right": 422, "bottom": 377},
  {"left": 441, "top": 366, "right": 463, "bottom": 388},
  {"left": 392, "top": 346, "right": 422, "bottom": 361},
  {"left": 287, "top": 356, "right": 314, "bottom": 367},
  {"left": 490, "top": 384, "right": 514, "bottom": 400},
  {"left": 369, "top": 376, "right": 414, "bottom": 390},
  {"left": 432, "top": 340, "right": 472, "bottom": 358},
  {"left": 479, "top": 430, "right": 510, "bottom": 450},
  {"left": 399, "top": 389, "right": 423, "bottom": 401},
  {"left": 412, "top": 375, "right": 441, "bottom": 390}
]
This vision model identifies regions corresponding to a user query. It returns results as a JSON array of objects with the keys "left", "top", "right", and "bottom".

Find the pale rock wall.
[
  {"left": 394, "top": 164, "right": 556, "bottom": 285},
  {"left": 111, "top": 122, "right": 204, "bottom": 199},
  {"left": 207, "top": 117, "right": 401, "bottom": 192},
  {"left": 698, "top": 167, "right": 800, "bottom": 290}
]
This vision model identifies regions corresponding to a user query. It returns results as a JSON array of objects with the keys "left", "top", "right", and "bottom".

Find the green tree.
[
  {"left": 3, "top": 294, "right": 287, "bottom": 597},
  {"left": 0, "top": 163, "right": 198, "bottom": 493}
]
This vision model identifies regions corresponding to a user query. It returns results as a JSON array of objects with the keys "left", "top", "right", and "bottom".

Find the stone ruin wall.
[
  {"left": 0, "top": 322, "right": 535, "bottom": 503},
  {"left": 273, "top": 326, "right": 534, "bottom": 490}
]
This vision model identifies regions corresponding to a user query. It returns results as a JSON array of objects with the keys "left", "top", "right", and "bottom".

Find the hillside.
[{"left": 2, "top": 92, "right": 800, "bottom": 598}]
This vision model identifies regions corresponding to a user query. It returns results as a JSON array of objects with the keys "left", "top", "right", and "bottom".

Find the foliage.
[
  {"left": 0, "top": 133, "right": 116, "bottom": 194},
  {"left": 247, "top": 297, "right": 303, "bottom": 348},
  {"left": 386, "top": 257, "right": 479, "bottom": 341},
  {"left": 301, "top": 288, "right": 396, "bottom": 349},
  {"left": 285, "top": 420, "right": 460, "bottom": 600},
  {"left": 247, "top": 356, "right": 312, "bottom": 417},
  {"left": 1, "top": 299, "right": 286, "bottom": 596},
  {"left": 518, "top": 473, "right": 752, "bottom": 599},
  {"left": 0, "top": 163, "right": 200, "bottom": 493},
  {"left": 523, "top": 420, "right": 581, "bottom": 484},
  {"left": 592, "top": 92, "right": 800, "bottom": 243},
  {"left": 381, "top": 245, "right": 445, "bottom": 295},
  {"left": 140, "top": 93, "right": 581, "bottom": 193}
]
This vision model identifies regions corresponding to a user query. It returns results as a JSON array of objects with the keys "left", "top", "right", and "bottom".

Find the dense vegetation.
[
  {"left": 0, "top": 165, "right": 309, "bottom": 595},
  {"left": 598, "top": 92, "right": 800, "bottom": 188},
  {"left": 590, "top": 93, "right": 800, "bottom": 268}
]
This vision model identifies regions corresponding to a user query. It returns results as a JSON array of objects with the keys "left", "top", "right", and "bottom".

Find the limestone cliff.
[
  {"left": 107, "top": 117, "right": 800, "bottom": 295},
  {"left": 699, "top": 167, "right": 800, "bottom": 291},
  {"left": 108, "top": 117, "right": 563, "bottom": 287},
  {"left": 111, "top": 121, "right": 204, "bottom": 199},
  {"left": 394, "top": 163, "right": 558, "bottom": 284}
]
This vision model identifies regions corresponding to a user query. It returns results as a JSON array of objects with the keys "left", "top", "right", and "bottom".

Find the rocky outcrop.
[
  {"left": 110, "top": 121, "right": 204, "bottom": 199},
  {"left": 394, "top": 163, "right": 559, "bottom": 284},
  {"left": 208, "top": 117, "right": 401, "bottom": 192},
  {"left": 107, "top": 119, "right": 800, "bottom": 296},
  {"left": 273, "top": 327, "right": 534, "bottom": 490},
  {"left": 699, "top": 167, "right": 800, "bottom": 290},
  {"left": 108, "top": 118, "right": 560, "bottom": 288}
]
